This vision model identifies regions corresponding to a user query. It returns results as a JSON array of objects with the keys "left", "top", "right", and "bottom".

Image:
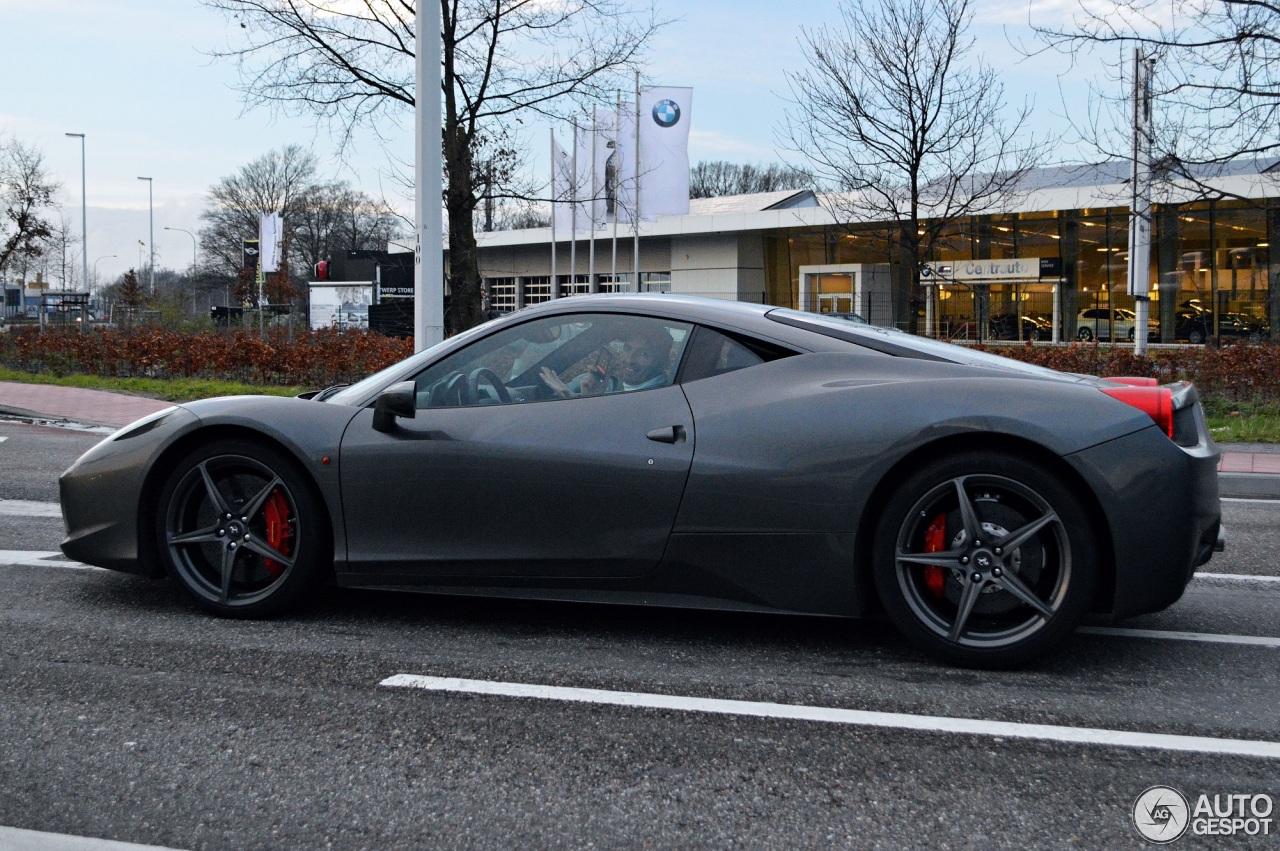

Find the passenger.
[{"left": 540, "top": 325, "right": 674, "bottom": 398}]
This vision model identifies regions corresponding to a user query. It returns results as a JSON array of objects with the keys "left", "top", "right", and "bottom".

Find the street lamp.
[
  {"left": 65, "top": 133, "right": 88, "bottom": 295},
  {"left": 165, "top": 226, "right": 199, "bottom": 314},
  {"left": 137, "top": 176, "right": 154, "bottom": 293},
  {"left": 92, "top": 254, "right": 117, "bottom": 288}
]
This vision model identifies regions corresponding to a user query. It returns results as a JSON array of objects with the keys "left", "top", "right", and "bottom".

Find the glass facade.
[{"left": 762, "top": 200, "right": 1275, "bottom": 342}]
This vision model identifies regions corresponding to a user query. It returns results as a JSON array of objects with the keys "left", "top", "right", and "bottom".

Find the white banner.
[
  {"left": 552, "top": 132, "right": 589, "bottom": 232},
  {"left": 637, "top": 86, "right": 692, "bottom": 219},
  {"left": 602, "top": 104, "right": 637, "bottom": 225},
  {"left": 258, "top": 212, "right": 283, "bottom": 273}
]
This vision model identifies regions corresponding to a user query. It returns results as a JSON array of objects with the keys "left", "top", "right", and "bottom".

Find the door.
[{"left": 340, "top": 312, "right": 695, "bottom": 579}]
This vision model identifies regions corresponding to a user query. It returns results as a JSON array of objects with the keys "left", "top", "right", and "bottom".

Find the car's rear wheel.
[
  {"left": 1076, "top": 327, "right": 1093, "bottom": 342},
  {"left": 1188, "top": 328, "right": 1205, "bottom": 345},
  {"left": 156, "top": 439, "right": 326, "bottom": 617},
  {"left": 872, "top": 452, "right": 1097, "bottom": 668}
]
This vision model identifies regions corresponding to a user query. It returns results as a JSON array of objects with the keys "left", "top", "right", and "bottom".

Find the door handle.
[{"left": 646, "top": 425, "right": 687, "bottom": 444}]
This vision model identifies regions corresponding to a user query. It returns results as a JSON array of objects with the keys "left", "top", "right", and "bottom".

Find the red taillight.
[
  {"left": 1101, "top": 385, "right": 1174, "bottom": 437},
  {"left": 1106, "top": 376, "right": 1157, "bottom": 387}
]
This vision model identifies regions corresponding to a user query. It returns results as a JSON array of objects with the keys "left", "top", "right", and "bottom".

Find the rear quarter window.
[{"left": 678, "top": 325, "right": 795, "bottom": 384}]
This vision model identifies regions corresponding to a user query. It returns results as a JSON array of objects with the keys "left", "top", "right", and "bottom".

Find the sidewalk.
[
  {"left": 1, "top": 380, "right": 1278, "bottom": 497},
  {"left": 0, "top": 381, "right": 171, "bottom": 428}
]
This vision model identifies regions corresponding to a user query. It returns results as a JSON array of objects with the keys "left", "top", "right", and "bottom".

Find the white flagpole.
[
  {"left": 633, "top": 72, "right": 641, "bottom": 291},
  {"left": 611, "top": 90, "right": 620, "bottom": 289},
  {"left": 550, "top": 129, "right": 558, "bottom": 297},
  {"left": 589, "top": 106, "right": 598, "bottom": 294},
  {"left": 570, "top": 123, "right": 578, "bottom": 297}
]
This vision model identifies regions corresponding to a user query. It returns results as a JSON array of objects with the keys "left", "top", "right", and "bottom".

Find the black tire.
[
  {"left": 1188, "top": 329, "right": 1205, "bottom": 345},
  {"left": 871, "top": 451, "right": 1097, "bottom": 668},
  {"left": 1076, "top": 327, "right": 1093, "bottom": 342},
  {"left": 156, "top": 439, "right": 327, "bottom": 617},
  {"left": 1128, "top": 327, "right": 1135, "bottom": 342}
]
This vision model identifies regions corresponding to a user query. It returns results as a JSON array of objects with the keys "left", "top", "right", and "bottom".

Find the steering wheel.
[{"left": 467, "top": 367, "right": 511, "bottom": 404}]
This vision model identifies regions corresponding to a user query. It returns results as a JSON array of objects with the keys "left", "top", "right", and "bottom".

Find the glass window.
[
  {"left": 680, "top": 326, "right": 791, "bottom": 383},
  {"left": 412, "top": 313, "right": 692, "bottom": 409}
]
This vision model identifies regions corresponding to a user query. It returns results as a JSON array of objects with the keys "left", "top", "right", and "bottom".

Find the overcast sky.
[{"left": 1, "top": 0, "right": 1102, "bottom": 282}]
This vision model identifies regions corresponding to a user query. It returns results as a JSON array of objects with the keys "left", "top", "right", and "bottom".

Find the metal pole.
[
  {"left": 415, "top": 0, "right": 445, "bottom": 351},
  {"left": 137, "top": 177, "right": 154, "bottom": 293},
  {"left": 1129, "top": 48, "right": 1154, "bottom": 355},
  {"left": 569, "top": 123, "right": 578, "bottom": 296},
  {"left": 611, "top": 90, "right": 620, "bottom": 288},
  {"left": 65, "top": 134, "right": 88, "bottom": 295},
  {"left": 633, "top": 71, "right": 641, "bottom": 290},
  {"left": 589, "top": 107, "right": 597, "bottom": 294},
  {"left": 550, "top": 129, "right": 558, "bottom": 295}
]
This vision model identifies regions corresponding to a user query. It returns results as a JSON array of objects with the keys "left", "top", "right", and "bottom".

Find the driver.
[{"left": 540, "top": 325, "right": 673, "bottom": 399}]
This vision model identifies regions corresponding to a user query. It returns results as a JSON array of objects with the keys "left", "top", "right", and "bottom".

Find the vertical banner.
[
  {"left": 605, "top": 103, "right": 637, "bottom": 225},
  {"left": 637, "top": 86, "right": 693, "bottom": 219},
  {"left": 259, "top": 212, "right": 283, "bottom": 273},
  {"left": 550, "top": 136, "right": 576, "bottom": 235}
]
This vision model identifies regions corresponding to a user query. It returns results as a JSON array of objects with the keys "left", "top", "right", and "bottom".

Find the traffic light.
[{"left": 314, "top": 260, "right": 329, "bottom": 281}]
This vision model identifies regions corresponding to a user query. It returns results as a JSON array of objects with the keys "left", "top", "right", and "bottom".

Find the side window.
[
  {"left": 679, "top": 325, "right": 794, "bottom": 384},
  {"left": 412, "top": 313, "right": 692, "bottom": 409}
]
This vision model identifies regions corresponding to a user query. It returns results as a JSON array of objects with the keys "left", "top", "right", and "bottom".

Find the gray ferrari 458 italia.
[{"left": 60, "top": 295, "right": 1224, "bottom": 667}]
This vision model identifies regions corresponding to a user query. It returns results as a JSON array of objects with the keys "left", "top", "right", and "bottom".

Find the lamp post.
[
  {"left": 65, "top": 133, "right": 88, "bottom": 295},
  {"left": 165, "top": 227, "right": 199, "bottom": 314},
  {"left": 137, "top": 176, "right": 154, "bottom": 293}
]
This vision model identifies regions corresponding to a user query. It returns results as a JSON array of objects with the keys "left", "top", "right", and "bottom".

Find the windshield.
[
  {"left": 767, "top": 308, "right": 1077, "bottom": 381},
  {"left": 323, "top": 325, "right": 491, "bottom": 406}
]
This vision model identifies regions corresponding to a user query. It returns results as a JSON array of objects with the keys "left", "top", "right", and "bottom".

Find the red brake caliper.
[
  {"left": 262, "top": 489, "right": 294, "bottom": 578},
  {"left": 923, "top": 513, "right": 947, "bottom": 598}
]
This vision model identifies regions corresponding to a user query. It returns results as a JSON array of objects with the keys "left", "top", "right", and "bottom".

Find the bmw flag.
[{"left": 637, "top": 86, "right": 692, "bottom": 218}]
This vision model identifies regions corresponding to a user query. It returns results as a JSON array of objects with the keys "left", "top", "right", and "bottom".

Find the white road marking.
[
  {"left": 0, "top": 550, "right": 99, "bottom": 570},
  {"left": 0, "top": 824, "right": 187, "bottom": 850},
  {"left": 1078, "top": 626, "right": 1280, "bottom": 648},
  {"left": 0, "top": 499, "right": 61, "bottom": 518},
  {"left": 381, "top": 674, "right": 1280, "bottom": 760},
  {"left": 1222, "top": 496, "right": 1280, "bottom": 505},
  {"left": 0, "top": 436, "right": 8, "bottom": 443},
  {"left": 1196, "top": 571, "right": 1280, "bottom": 585}
]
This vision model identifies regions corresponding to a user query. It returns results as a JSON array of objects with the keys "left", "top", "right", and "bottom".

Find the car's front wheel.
[
  {"left": 872, "top": 452, "right": 1097, "bottom": 668},
  {"left": 156, "top": 439, "right": 327, "bottom": 617},
  {"left": 1076, "top": 327, "right": 1093, "bottom": 342}
]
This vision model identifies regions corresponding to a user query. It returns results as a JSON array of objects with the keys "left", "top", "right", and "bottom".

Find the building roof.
[{"left": 687, "top": 189, "right": 817, "bottom": 215}]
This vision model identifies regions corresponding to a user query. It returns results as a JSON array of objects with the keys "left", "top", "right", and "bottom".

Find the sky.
[{"left": 0, "top": 0, "right": 1106, "bottom": 283}]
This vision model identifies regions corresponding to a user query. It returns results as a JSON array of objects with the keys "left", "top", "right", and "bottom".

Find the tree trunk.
[{"left": 445, "top": 125, "right": 481, "bottom": 334}]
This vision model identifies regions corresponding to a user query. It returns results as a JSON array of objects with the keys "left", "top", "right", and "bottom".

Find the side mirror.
[{"left": 372, "top": 381, "right": 417, "bottom": 433}]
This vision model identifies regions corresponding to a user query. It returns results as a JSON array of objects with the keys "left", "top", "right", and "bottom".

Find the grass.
[
  {"left": 0, "top": 367, "right": 306, "bottom": 403},
  {"left": 1202, "top": 399, "right": 1280, "bottom": 444}
]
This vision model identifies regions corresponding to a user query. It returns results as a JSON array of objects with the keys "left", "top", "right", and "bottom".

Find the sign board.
[
  {"left": 308, "top": 282, "right": 373, "bottom": 331},
  {"left": 921, "top": 257, "right": 1062, "bottom": 283}
]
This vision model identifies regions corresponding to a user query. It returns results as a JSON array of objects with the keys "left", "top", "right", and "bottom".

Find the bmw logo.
[{"left": 652, "top": 99, "right": 681, "bottom": 128}]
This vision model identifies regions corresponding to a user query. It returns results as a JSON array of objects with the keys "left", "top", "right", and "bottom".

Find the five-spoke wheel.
[
  {"left": 873, "top": 452, "right": 1096, "bottom": 667},
  {"left": 157, "top": 440, "right": 325, "bottom": 616}
]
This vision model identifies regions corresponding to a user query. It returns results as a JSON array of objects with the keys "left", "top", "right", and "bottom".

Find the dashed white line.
[
  {"left": 1222, "top": 496, "right": 1280, "bottom": 505},
  {"left": 1078, "top": 626, "right": 1280, "bottom": 648},
  {"left": 380, "top": 674, "right": 1280, "bottom": 760},
  {"left": 1197, "top": 571, "right": 1280, "bottom": 584},
  {"left": 0, "top": 499, "right": 61, "bottom": 518},
  {"left": 0, "top": 436, "right": 8, "bottom": 444},
  {"left": 0, "top": 824, "right": 186, "bottom": 850}
]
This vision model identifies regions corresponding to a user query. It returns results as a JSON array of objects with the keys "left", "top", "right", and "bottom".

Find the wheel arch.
[
  {"left": 138, "top": 425, "right": 336, "bottom": 580},
  {"left": 853, "top": 432, "right": 1117, "bottom": 615}
]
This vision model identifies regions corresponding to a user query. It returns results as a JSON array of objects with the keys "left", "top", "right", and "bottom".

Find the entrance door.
[{"left": 818, "top": 293, "right": 853, "bottom": 314}]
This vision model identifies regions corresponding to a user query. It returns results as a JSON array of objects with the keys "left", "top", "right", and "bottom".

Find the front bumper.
[{"left": 60, "top": 406, "right": 200, "bottom": 575}]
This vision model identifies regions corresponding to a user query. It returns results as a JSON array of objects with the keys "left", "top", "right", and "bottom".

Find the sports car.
[{"left": 59, "top": 295, "right": 1224, "bottom": 667}]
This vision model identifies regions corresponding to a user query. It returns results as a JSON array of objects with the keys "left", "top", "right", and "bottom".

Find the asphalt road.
[{"left": 2, "top": 419, "right": 1278, "bottom": 850}]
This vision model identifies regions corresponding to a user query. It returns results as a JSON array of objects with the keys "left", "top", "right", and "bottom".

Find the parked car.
[
  {"left": 1173, "top": 310, "right": 1268, "bottom": 344},
  {"left": 827, "top": 311, "right": 870, "bottom": 324},
  {"left": 60, "top": 295, "right": 1223, "bottom": 668},
  {"left": 1076, "top": 307, "right": 1157, "bottom": 342},
  {"left": 990, "top": 313, "right": 1052, "bottom": 341}
]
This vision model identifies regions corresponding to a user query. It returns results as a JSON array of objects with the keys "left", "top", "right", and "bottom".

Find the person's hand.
[{"left": 540, "top": 366, "right": 571, "bottom": 398}]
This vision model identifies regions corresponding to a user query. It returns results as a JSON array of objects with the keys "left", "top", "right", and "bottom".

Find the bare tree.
[
  {"left": 199, "top": 145, "right": 319, "bottom": 277},
  {"left": 689, "top": 161, "right": 813, "bottom": 199},
  {"left": 292, "top": 181, "right": 404, "bottom": 270},
  {"left": 1032, "top": 0, "right": 1280, "bottom": 187},
  {"left": 0, "top": 136, "right": 61, "bottom": 277},
  {"left": 781, "top": 0, "right": 1042, "bottom": 332},
  {"left": 203, "top": 0, "right": 664, "bottom": 332}
]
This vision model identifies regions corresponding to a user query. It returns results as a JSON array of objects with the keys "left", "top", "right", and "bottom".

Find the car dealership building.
[{"left": 468, "top": 161, "right": 1280, "bottom": 342}]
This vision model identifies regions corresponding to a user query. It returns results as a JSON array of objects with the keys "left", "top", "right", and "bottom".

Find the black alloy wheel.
[
  {"left": 157, "top": 440, "right": 326, "bottom": 617},
  {"left": 1077, "top": 327, "right": 1093, "bottom": 342},
  {"left": 872, "top": 452, "right": 1097, "bottom": 668}
]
